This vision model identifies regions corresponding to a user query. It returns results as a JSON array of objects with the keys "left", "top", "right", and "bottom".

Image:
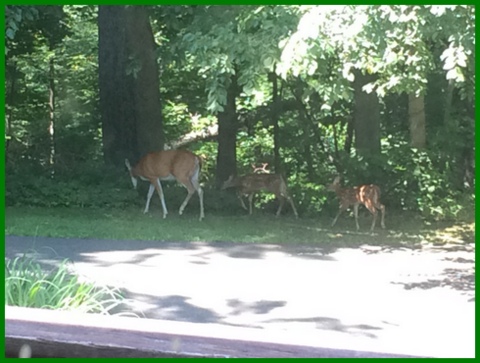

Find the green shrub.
[
  {"left": 335, "top": 138, "right": 474, "bottom": 221},
  {"left": 5, "top": 161, "right": 139, "bottom": 209}
]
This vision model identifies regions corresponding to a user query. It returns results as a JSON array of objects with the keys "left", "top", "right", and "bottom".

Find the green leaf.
[
  {"left": 263, "top": 56, "right": 274, "bottom": 69},
  {"left": 6, "top": 28, "right": 15, "bottom": 40}
]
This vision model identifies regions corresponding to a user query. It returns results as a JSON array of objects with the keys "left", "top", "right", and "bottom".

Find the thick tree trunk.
[
  {"left": 125, "top": 6, "right": 165, "bottom": 158},
  {"left": 216, "top": 74, "right": 239, "bottom": 187},
  {"left": 408, "top": 93, "right": 426, "bottom": 149},
  {"left": 98, "top": 6, "right": 136, "bottom": 166},
  {"left": 98, "top": 6, "right": 164, "bottom": 166},
  {"left": 352, "top": 71, "right": 381, "bottom": 155}
]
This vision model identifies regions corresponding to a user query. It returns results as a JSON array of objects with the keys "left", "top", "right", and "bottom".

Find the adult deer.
[
  {"left": 221, "top": 173, "right": 298, "bottom": 218},
  {"left": 327, "top": 176, "right": 385, "bottom": 231},
  {"left": 125, "top": 149, "right": 205, "bottom": 221}
]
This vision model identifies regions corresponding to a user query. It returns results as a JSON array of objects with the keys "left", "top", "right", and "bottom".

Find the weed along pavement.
[{"left": 5, "top": 235, "right": 474, "bottom": 358}]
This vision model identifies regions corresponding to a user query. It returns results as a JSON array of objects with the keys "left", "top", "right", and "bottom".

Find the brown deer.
[
  {"left": 222, "top": 173, "right": 298, "bottom": 218},
  {"left": 327, "top": 176, "right": 385, "bottom": 231},
  {"left": 125, "top": 149, "right": 204, "bottom": 221}
]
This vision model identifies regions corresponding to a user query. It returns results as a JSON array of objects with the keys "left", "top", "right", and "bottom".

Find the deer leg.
[
  {"left": 178, "top": 179, "right": 195, "bottom": 216},
  {"left": 276, "top": 196, "right": 285, "bottom": 217},
  {"left": 153, "top": 179, "right": 168, "bottom": 218},
  {"left": 180, "top": 178, "right": 205, "bottom": 221},
  {"left": 179, "top": 189, "right": 194, "bottom": 216},
  {"left": 287, "top": 195, "right": 299, "bottom": 218},
  {"left": 144, "top": 184, "right": 156, "bottom": 214},
  {"left": 353, "top": 204, "right": 360, "bottom": 230},
  {"left": 370, "top": 209, "right": 378, "bottom": 231},
  {"left": 188, "top": 161, "right": 205, "bottom": 221},
  {"left": 331, "top": 209, "right": 343, "bottom": 227},
  {"left": 237, "top": 193, "right": 248, "bottom": 211},
  {"left": 379, "top": 204, "right": 386, "bottom": 229},
  {"left": 197, "top": 187, "right": 204, "bottom": 221}
]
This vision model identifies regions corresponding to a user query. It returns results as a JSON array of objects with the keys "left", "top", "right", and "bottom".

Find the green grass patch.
[
  {"left": 5, "top": 206, "right": 475, "bottom": 248},
  {"left": 5, "top": 256, "right": 123, "bottom": 313}
]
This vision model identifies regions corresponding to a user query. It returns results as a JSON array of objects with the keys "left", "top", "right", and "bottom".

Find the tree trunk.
[
  {"left": 443, "top": 79, "right": 454, "bottom": 125},
  {"left": 215, "top": 74, "right": 239, "bottom": 187},
  {"left": 5, "top": 61, "right": 17, "bottom": 160},
  {"left": 352, "top": 70, "right": 381, "bottom": 155},
  {"left": 289, "top": 82, "right": 321, "bottom": 169},
  {"left": 408, "top": 93, "right": 426, "bottom": 149},
  {"left": 48, "top": 58, "right": 56, "bottom": 177},
  {"left": 125, "top": 6, "right": 165, "bottom": 158},
  {"left": 271, "top": 71, "right": 281, "bottom": 173},
  {"left": 98, "top": 6, "right": 136, "bottom": 166},
  {"left": 98, "top": 6, "right": 164, "bottom": 166},
  {"left": 344, "top": 115, "right": 354, "bottom": 155}
]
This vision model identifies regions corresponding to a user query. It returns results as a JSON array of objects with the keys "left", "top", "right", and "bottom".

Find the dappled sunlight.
[
  {"left": 6, "top": 234, "right": 475, "bottom": 357},
  {"left": 422, "top": 222, "right": 475, "bottom": 245}
]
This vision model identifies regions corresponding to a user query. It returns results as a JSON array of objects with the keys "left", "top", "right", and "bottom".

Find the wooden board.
[{"left": 5, "top": 306, "right": 424, "bottom": 358}]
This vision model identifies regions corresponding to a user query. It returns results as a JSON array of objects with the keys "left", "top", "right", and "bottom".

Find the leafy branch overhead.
[{"left": 279, "top": 5, "right": 474, "bottom": 105}]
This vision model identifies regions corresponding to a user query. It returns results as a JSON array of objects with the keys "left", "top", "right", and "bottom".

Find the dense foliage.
[{"left": 5, "top": 5, "right": 475, "bottom": 221}]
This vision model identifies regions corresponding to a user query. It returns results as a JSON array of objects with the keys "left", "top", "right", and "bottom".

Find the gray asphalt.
[{"left": 5, "top": 235, "right": 475, "bottom": 358}]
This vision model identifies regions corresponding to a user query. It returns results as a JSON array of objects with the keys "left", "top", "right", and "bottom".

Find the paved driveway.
[{"left": 5, "top": 235, "right": 475, "bottom": 358}]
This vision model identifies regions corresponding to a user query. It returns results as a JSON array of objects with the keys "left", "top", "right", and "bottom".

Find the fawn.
[
  {"left": 222, "top": 173, "right": 298, "bottom": 218},
  {"left": 327, "top": 176, "right": 385, "bottom": 231}
]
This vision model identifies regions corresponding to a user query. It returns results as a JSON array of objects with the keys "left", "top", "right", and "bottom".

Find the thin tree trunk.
[
  {"left": 5, "top": 62, "right": 17, "bottom": 160},
  {"left": 216, "top": 74, "right": 239, "bottom": 187},
  {"left": 48, "top": 57, "right": 56, "bottom": 177},
  {"left": 302, "top": 136, "right": 315, "bottom": 180},
  {"left": 332, "top": 122, "right": 339, "bottom": 158},
  {"left": 408, "top": 93, "right": 426, "bottom": 149},
  {"left": 271, "top": 71, "right": 281, "bottom": 173},
  {"left": 292, "top": 91, "right": 315, "bottom": 179},
  {"left": 344, "top": 115, "right": 353, "bottom": 155}
]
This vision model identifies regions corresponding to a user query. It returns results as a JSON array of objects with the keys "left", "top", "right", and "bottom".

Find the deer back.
[
  {"left": 355, "top": 184, "right": 382, "bottom": 208},
  {"left": 332, "top": 183, "right": 382, "bottom": 209},
  {"left": 132, "top": 150, "right": 199, "bottom": 181},
  {"left": 227, "top": 174, "right": 287, "bottom": 195}
]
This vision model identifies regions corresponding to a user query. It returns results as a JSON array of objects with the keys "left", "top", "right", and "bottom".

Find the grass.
[
  {"left": 5, "top": 206, "right": 475, "bottom": 248},
  {"left": 5, "top": 255, "right": 124, "bottom": 314}
]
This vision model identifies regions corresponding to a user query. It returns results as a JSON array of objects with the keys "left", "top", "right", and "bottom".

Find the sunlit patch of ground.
[{"left": 421, "top": 222, "right": 475, "bottom": 245}]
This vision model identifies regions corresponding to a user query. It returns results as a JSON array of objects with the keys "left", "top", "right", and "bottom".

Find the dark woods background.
[{"left": 4, "top": 5, "right": 475, "bottom": 220}]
